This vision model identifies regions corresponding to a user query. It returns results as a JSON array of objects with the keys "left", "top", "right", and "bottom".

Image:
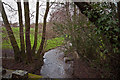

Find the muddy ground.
[{"left": 73, "top": 58, "right": 101, "bottom": 78}]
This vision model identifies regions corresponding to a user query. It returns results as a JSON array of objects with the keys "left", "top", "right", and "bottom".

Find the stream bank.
[{"left": 2, "top": 47, "right": 101, "bottom": 78}]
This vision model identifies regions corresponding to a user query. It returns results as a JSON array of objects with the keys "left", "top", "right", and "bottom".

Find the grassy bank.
[{"left": 2, "top": 27, "right": 64, "bottom": 51}]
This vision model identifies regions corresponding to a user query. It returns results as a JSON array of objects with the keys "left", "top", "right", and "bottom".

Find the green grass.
[
  {"left": 45, "top": 37, "right": 64, "bottom": 51},
  {"left": 2, "top": 27, "right": 64, "bottom": 51}
]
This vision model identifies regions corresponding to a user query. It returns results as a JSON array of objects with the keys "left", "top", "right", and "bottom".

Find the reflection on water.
[{"left": 40, "top": 47, "right": 73, "bottom": 78}]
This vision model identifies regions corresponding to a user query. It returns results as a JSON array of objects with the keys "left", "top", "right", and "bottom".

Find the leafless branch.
[{"left": 3, "top": 2, "right": 18, "bottom": 12}]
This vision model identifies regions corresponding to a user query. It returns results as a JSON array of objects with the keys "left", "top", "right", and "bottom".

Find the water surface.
[{"left": 40, "top": 47, "right": 73, "bottom": 78}]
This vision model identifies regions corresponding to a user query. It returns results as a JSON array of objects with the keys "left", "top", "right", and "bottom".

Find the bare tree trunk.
[
  {"left": 66, "top": 2, "right": 69, "bottom": 17},
  {"left": 0, "top": 1, "right": 21, "bottom": 62},
  {"left": 74, "top": 4, "right": 76, "bottom": 16},
  {"left": 37, "top": 2, "right": 49, "bottom": 58},
  {"left": 24, "top": 1, "right": 32, "bottom": 63},
  {"left": 32, "top": 0, "right": 39, "bottom": 55},
  {"left": 17, "top": 0, "right": 25, "bottom": 61}
]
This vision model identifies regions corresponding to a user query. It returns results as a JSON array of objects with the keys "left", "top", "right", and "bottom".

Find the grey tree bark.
[
  {"left": 32, "top": 0, "right": 39, "bottom": 55},
  {"left": 24, "top": 0, "right": 32, "bottom": 63},
  {"left": 37, "top": 2, "right": 49, "bottom": 59},
  {"left": 0, "top": 1, "right": 21, "bottom": 62},
  {"left": 17, "top": 0, "right": 25, "bottom": 61}
]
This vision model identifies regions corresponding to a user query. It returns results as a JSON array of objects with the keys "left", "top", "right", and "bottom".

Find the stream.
[
  {"left": 2, "top": 47, "right": 73, "bottom": 78},
  {"left": 40, "top": 47, "right": 73, "bottom": 78}
]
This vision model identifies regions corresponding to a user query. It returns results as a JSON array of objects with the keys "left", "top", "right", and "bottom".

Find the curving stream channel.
[{"left": 40, "top": 47, "right": 73, "bottom": 78}]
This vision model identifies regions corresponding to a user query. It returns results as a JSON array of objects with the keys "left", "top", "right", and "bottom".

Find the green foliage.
[
  {"left": 45, "top": 37, "right": 64, "bottom": 51},
  {"left": 51, "top": 2, "right": 120, "bottom": 78},
  {"left": 52, "top": 9, "right": 114, "bottom": 77},
  {"left": 96, "top": 13, "right": 119, "bottom": 53},
  {"left": 54, "top": 14, "right": 102, "bottom": 56},
  {"left": 88, "top": 2, "right": 120, "bottom": 53},
  {"left": 90, "top": 2, "right": 120, "bottom": 78}
]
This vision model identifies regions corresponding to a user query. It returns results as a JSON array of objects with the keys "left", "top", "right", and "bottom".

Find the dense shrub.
[{"left": 52, "top": 13, "right": 114, "bottom": 77}]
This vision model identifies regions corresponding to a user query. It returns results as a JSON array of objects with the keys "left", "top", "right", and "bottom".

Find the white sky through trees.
[
  {"left": 0, "top": 0, "right": 118, "bottom": 24},
  {"left": 0, "top": 0, "right": 50, "bottom": 24}
]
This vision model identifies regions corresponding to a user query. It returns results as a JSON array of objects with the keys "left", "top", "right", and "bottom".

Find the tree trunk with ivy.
[
  {"left": 74, "top": 2, "right": 119, "bottom": 49},
  {"left": 75, "top": 2, "right": 120, "bottom": 78},
  {"left": 74, "top": 2, "right": 100, "bottom": 23},
  {"left": 117, "top": 1, "right": 120, "bottom": 50},
  {"left": 113, "top": 1, "right": 120, "bottom": 78}
]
